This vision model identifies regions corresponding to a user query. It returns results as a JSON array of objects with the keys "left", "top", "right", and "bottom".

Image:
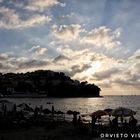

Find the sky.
[{"left": 0, "top": 0, "right": 140, "bottom": 95}]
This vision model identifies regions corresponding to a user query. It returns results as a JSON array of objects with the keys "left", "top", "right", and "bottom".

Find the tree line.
[{"left": 0, "top": 70, "right": 101, "bottom": 97}]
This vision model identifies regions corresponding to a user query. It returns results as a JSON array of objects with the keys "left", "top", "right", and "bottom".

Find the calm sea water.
[{"left": 5, "top": 95, "right": 140, "bottom": 122}]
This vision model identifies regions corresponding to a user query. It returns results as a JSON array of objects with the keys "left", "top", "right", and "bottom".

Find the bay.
[{"left": 4, "top": 95, "right": 140, "bottom": 123}]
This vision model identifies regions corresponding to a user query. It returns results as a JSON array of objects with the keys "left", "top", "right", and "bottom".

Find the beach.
[
  {"left": 0, "top": 120, "right": 140, "bottom": 140},
  {"left": 0, "top": 98, "right": 140, "bottom": 140},
  {"left": 0, "top": 121, "right": 97, "bottom": 140}
]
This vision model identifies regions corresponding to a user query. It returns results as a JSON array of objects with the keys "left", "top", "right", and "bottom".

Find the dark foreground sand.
[
  {"left": 0, "top": 121, "right": 138, "bottom": 140},
  {"left": 0, "top": 121, "right": 98, "bottom": 140}
]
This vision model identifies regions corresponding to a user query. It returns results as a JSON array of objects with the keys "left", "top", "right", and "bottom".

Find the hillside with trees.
[{"left": 0, "top": 70, "right": 101, "bottom": 97}]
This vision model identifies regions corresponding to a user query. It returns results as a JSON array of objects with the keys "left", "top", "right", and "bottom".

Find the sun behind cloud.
[{"left": 85, "top": 61, "right": 102, "bottom": 76}]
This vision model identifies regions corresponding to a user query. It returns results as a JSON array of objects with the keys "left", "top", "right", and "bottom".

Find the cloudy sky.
[{"left": 0, "top": 0, "right": 140, "bottom": 95}]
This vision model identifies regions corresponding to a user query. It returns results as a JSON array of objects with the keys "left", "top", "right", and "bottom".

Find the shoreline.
[{"left": 0, "top": 95, "right": 102, "bottom": 98}]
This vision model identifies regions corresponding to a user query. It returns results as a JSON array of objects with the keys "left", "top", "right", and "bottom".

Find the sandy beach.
[
  {"left": 0, "top": 121, "right": 98, "bottom": 140},
  {"left": 1, "top": 120, "right": 138, "bottom": 140},
  {"left": 0, "top": 100, "right": 139, "bottom": 140}
]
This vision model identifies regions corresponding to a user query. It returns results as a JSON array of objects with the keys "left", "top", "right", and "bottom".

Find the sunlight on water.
[{"left": 5, "top": 96, "right": 140, "bottom": 122}]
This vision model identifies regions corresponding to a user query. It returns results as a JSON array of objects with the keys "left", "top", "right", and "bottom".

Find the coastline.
[{"left": 0, "top": 95, "right": 102, "bottom": 98}]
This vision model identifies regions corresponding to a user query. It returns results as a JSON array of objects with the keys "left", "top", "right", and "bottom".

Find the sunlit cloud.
[
  {"left": 26, "top": 0, "right": 59, "bottom": 11},
  {"left": 29, "top": 45, "right": 47, "bottom": 56},
  {"left": 0, "top": 46, "right": 140, "bottom": 93},
  {"left": 0, "top": 53, "right": 9, "bottom": 61},
  {"left": 51, "top": 25, "right": 122, "bottom": 51},
  {"left": 52, "top": 24, "right": 83, "bottom": 43},
  {"left": 80, "top": 26, "right": 122, "bottom": 49},
  {"left": 0, "top": 7, "right": 51, "bottom": 29}
]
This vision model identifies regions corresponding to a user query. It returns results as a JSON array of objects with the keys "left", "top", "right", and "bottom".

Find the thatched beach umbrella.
[
  {"left": 43, "top": 108, "right": 51, "bottom": 114},
  {"left": 17, "top": 103, "right": 33, "bottom": 111},
  {"left": 46, "top": 102, "right": 53, "bottom": 104},
  {"left": 67, "top": 110, "right": 80, "bottom": 115},
  {"left": 81, "top": 113, "right": 89, "bottom": 117},
  {"left": 104, "top": 108, "right": 113, "bottom": 116},
  {"left": 90, "top": 110, "right": 109, "bottom": 117},
  {"left": 73, "top": 111, "right": 80, "bottom": 115},
  {"left": 56, "top": 111, "right": 65, "bottom": 115},
  {"left": 67, "top": 110, "right": 73, "bottom": 115},
  {"left": 111, "top": 107, "right": 136, "bottom": 117}
]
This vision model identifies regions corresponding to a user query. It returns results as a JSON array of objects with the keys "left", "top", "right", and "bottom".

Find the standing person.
[
  {"left": 51, "top": 105, "right": 54, "bottom": 119},
  {"left": 121, "top": 116, "right": 124, "bottom": 124},
  {"left": 34, "top": 106, "right": 39, "bottom": 118},
  {"left": 72, "top": 113, "right": 77, "bottom": 126},
  {"left": 78, "top": 115, "right": 82, "bottom": 124},
  {"left": 91, "top": 116, "right": 97, "bottom": 130},
  {"left": 129, "top": 115, "right": 137, "bottom": 128},
  {"left": 40, "top": 105, "right": 43, "bottom": 114},
  {"left": 112, "top": 117, "right": 118, "bottom": 130},
  {"left": 13, "top": 104, "right": 17, "bottom": 112},
  {"left": 13, "top": 104, "right": 17, "bottom": 118},
  {"left": 3, "top": 104, "right": 7, "bottom": 118}
]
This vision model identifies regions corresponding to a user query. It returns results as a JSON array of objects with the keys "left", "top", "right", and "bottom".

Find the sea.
[{"left": 4, "top": 95, "right": 140, "bottom": 124}]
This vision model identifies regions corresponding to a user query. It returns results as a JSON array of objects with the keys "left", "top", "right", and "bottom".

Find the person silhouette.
[
  {"left": 72, "top": 113, "right": 77, "bottom": 126},
  {"left": 78, "top": 116, "right": 82, "bottom": 124},
  {"left": 51, "top": 105, "right": 54, "bottom": 119},
  {"left": 129, "top": 115, "right": 137, "bottom": 128},
  {"left": 112, "top": 116, "right": 118, "bottom": 130},
  {"left": 91, "top": 116, "right": 97, "bottom": 130}
]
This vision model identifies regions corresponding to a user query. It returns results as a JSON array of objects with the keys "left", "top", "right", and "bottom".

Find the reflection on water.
[{"left": 4, "top": 96, "right": 140, "bottom": 122}]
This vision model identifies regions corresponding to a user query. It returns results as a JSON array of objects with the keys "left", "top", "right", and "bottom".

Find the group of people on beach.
[
  {"left": 111, "top": 115, "right": 137, "bottom": 128},
  {"left": 90, "top": 114, "right": 138, "bottom": 132}
]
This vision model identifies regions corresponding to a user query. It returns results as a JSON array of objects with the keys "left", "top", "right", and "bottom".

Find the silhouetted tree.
[{"left": 0, "top": 70, "right": 100, "bottom": 97}]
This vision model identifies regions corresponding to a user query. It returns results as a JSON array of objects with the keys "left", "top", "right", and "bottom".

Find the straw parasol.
[
  {"left": 17, "top": 103, "right": 33, "bottom": 111},
  {"left": 67, "top": 110, "right": 80, "bottom": 115},
  {"left": 43, "top": 108, "right": 51, "bottom": 114},
  {"left": 104, "top": 108, "right": 113, "bottom": 115},
  {"left": 90, "top": 110, "right": 109, "bottom": 117},
  {"left": 111, "top": 107, "right": 136, "bottom": 117}
]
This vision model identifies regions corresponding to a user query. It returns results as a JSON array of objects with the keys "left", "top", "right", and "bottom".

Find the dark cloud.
[
  {"left": 66, "top": 64, "right": 90, "bottom": 77},
  {"left": 135, "top": 55, "right": 140, "bottom": 59},
  {"left": 53, "top": 55, "right": 70, "bottom": 62},
  {"left": 17, "top": 59, "right": 48, "bottom": 69},
  {"left": 94, "top": 68, "right": 120, "bottom": 80},
  {"left": 117, "top": 60, "right": 125, "bottom": 64},
  {"left": 112, "top": 62, "right": 140, "bottom": 89},
  {"left": 114, "top": 78, "right": 140, "bottom": 89}
]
